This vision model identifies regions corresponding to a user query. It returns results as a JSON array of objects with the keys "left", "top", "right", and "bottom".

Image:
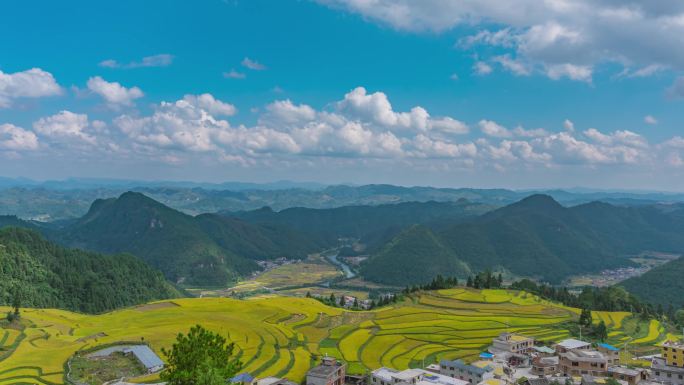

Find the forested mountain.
[
  {"left": 361, "top": 195, "right": 684, "bottom": 285},
  {"left": 361, "top": 225, "right": 470, "bottom": 285},
  {"left": 55, "top": 192, "right": 320, "bottom": 286},
  {"left": 228, "top": 200, "right": 492, "bottom": 250},
  {"left": 0, "top": 227, "right": 178, "bottom": 313},
  {"left": 620, "top": 257, "right": 684, "bottom": 308}
]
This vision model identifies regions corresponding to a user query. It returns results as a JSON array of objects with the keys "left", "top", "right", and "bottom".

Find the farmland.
[{"left": 0, "top": 289, "right": 677, "bottom": 385}]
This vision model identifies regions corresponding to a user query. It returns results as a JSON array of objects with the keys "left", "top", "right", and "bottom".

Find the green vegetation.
[
  {"left": 55, "top": 192, "right": 321, "bottom": 286},
  {"left": 70, "top": 352, "right": 146, "bottom": 385},
  {"left": 620, "top": 257, "right": 684, "bottom": 308},
  {"left": 361, "top": 225, "right": 470, "bottom": 285},
  {"left": 161, "top": 325, "right": 242, "bottom": 385},
  {"left": 0, "top": 227, "right": 179, "bottom": 313},
  {"left": 362, "top": 194, "right": 684, "bottom": 285}
]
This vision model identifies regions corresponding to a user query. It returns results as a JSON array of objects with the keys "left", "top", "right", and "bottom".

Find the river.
[{"left": 324, "top": 251, "right": 356, "bottom": 279}]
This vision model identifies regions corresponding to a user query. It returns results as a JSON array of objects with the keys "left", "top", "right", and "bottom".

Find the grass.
[
  {"left": 0, "top": 288, "right": 678, "bottom": 384},
  {"left": 70, "top": 352, "right": 146, "bottom": 385}
]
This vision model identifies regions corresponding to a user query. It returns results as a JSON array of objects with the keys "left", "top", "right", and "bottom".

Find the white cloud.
[
  {"left": 0, "top": 123, "right": 39, "bottom": 151},
  {"left": 0, "top": 68, "right": 62, "bottom": 108},
  {"left": 87, "top": 76, "right": 144, "bottom": 107},
  {"left": 563, "top": 119, "right": 575, "bottom": 132},
  {"left": 479, "top": 120, "right": 512, "bottom": 138},
  {"left": 223, "top": 69, "right": 246, "bottom": 79},
  {"left": 492, "top": 54, "right": 531, "bottom": 76},
  {"left": 241, "top": 57, "right": 267, "bottom": 70},
  {"left": 319, "top": 1, "right": 684, "bottom": 81},
  {"left": 473, "top": 61, "right": 493, "bottom": 75},
  {"left": 513, "top": 126, "right": 548, "bottom": 137},
  {"left": 545, "top": 63, "right": 593, "bottom": 82},
  {"left": 33, "top": 110, "right": 97, "bottom": 145},
  {"left": 182, "top": 94, "right": 237, "bottom": 116},
  {"left": 99, "top": 54, "right": 174, "bottom": 69},
  {"left": 644, "top": 115, "right": 658, "bottom": 125}
]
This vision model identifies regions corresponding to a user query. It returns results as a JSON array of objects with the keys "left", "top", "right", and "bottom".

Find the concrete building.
[
  {"left": 370, "top": 367, "right": 469, "bottom": 385},
  {"left": 307, "top": 357, "right": 346, "bottom": 385},
  {"left": 531, "top": 356, "right": 559, "bottom": 376},
  {"left": 440, "top": 359, "right": 495, "bottom": 384},
  {"left": 663, "top": 341, "right": 684, "bottom": 368},
  {"left": 555, "top": 339, "right": 592, "bottom": 354},
  {"left": 558, "top": 348, "right": 608, "bottom": 377},
  {"left": 597, "top": 343, "right": 620, "bottom": 366},
  {"left": 231, "top": 373, "right": 256, "bottom": 385},
  {"left": 607, "top": 366, "right": 648, "bottom": 385},
  {"left": 652, "top": 356, "right": 684, "bottom": 385},
  {"left": 491, "top": 333, "right": 535, "bottom": 355}
]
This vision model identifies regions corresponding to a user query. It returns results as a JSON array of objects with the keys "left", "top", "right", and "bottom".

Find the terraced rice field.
[{"left": 0, "top": 289, "right": 676, "bottom": 385}]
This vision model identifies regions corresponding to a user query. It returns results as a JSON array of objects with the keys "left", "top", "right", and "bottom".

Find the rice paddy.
[{"left": 0, "top": 288, "right": 675, "bottom": 385}]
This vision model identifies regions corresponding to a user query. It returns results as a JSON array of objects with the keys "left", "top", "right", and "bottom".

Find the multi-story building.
[
  {"left": 555, "top": 339, "right": 592, "bottom": 354},
  {"left": 491, "top": 333, "right": 535, "bottom": 355},
  {"left": 307, "top": 357, "right": 346, "bottom": 385},
  {"left": 651, "top": 357, "right": 684, "bottom": 385},
  {"left": 558, "top": 348, "right": 608, "bottom": 377},
  {"left": 597, "top": 343, "right": 620, "bottom": 366},
  {"left": 607, "top": 366, "right": 648, "bottom": 385},
  {"left": 663, "top": 341, "right": 684, "bottom": 368},
  {"left": 439, "top": 359, "right": 495, "bottom": 384},
  {"left": 531, "top": 356, "right": 558, "bottom": 376},
  {"left": 369, "top": 367, "right": 469, "bottom": 385}
]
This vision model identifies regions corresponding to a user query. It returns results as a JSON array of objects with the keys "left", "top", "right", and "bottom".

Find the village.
[{"left": 224, "top": 334, "right": 684, "bottom": 385}]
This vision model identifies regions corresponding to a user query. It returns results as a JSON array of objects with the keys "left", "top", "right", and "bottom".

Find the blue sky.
[{"left": 1, "top": 0, "right": 684, "bottom": 189}]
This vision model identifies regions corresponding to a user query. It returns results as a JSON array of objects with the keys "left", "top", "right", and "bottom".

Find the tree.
[
  {"left": 305, "top": 291, "right": 311, "bottom": 298},
  {"left": 339, "top": 295, "right": 346, "bottom": 307},
  {"left": 675, "top": 309, "right": 684, "bottom": 326},
  {"left": 11, "top": 287, "right": 21, "bottom": 319},
  {"left": 595, "top": 320, "right": 608, "bottom": 342},
  {"left": 161, "top": 325, "right": 242, "bottom": 385}
]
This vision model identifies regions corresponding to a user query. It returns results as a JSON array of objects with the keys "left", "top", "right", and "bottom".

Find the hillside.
[
  {"left": 620, "top": 257, "right": 684, "bottom": 308},
  {"left": 360, "top": 225, "right": 470, "bottom": 285},
  {"left": 0, "top": 289, "right": 675, "bottom": 385},
  {"left": 56, "top": 192, "right": 321, "bottom": 286},
  {"left": 0, "top": 227, "right": 178, "bottom": 313},
  {"left": 362, "top": 195, "right": 684, "bottom": 285}
]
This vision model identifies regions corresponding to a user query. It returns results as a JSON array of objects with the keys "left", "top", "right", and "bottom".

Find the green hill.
[
  {"left": 361, "top": 225, "right": 470, "bottom": 285},
  {"left": 362, "top": 195, "right": 684, "bottom": 285},
  {"left": 56, "top": 192, "right": 320, "bottom": 286},
  {"left": 620, "top": 257, "right": 684, "bottom": 308},
  {"left": 0, "top": 227, "right": 178, "bottom": 313}
]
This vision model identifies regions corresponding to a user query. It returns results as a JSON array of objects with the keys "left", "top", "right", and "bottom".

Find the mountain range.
[
  {"left": 4, "top": 181, "right": 684, "bottom": 221},
  {"left": 2, "top": 190, "right": 683, "bottom": 310}
]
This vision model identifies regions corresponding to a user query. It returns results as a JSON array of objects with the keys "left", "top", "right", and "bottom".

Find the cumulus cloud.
[
  {"left": 87, "top": 76, "right": 144, "bottom": 107},
  {"left": 644, "top": 115, "right": 658, "bottom": 125},
  {"left": 99, "top": 54, "right": 174, "bottom": 69},
  {"left": 241, "top": 57, "right": 267, "bottom": 70},
  {"left": 0, "top": 123, "right": 39, "bottom": 151},
  {"left": 0, "top": 68, "right": 62, "bottom": 108},
  {"left": 563, "top": 119, "right": 575, "bottom": 132},
  {"left": 479, "top": 120, "right": 511, "bottom": 138},
  {"left": 319, "top": 1, "right": 684, "bottom": 81},
  {"left": 492, "top": 54, "right": 531, "bottom": 76},
  {"left": 33, "top": 110, "right": 98, "bottom": 145},
  {"left": 182, "top": 94, "right": 237, "bottom": 116}
]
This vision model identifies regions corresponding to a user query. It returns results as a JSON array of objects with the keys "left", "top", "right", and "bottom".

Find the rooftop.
[
  {"left": 372, "top": 367, "right": 468, "bottom": 385},
  {"left": 308, "top": 358, "right": 345, "bottom": 378},
  {"left": 662, "top": 340, "right": 684, "bottom": 349},
  {"left": 557, "top": 339, "right": 591, "bottom": 350},
  {"left": 608, "top": 366, "right": 642, "bottom": 376},
  {"left": 441, "top": 359, "right": 493, "bottom": 375},
  {"left": 231, "top": 373, "right": 255, "bottom": 383},
  {"left": 533, "top": 346, "right": 556, "bottom": 354},
  {"left": 597, "top": 343, "right": 619, "bottom": 352}
]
